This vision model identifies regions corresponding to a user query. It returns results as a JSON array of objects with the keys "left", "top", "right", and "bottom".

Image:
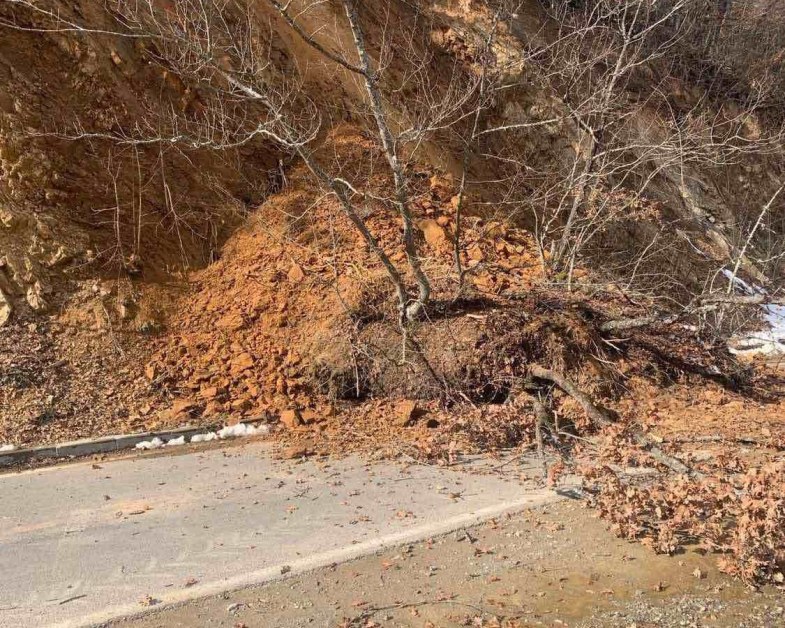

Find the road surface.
[{"left": 0, "top": 440, "right": 567, "bottom": 627}]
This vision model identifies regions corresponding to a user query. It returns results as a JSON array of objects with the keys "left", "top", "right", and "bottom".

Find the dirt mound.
[
  {"left": 144, "top": 128, "right": 547, "bottom": 421},
  {"left": 2, "top": 0, "right": 779, "bottom": 447}
]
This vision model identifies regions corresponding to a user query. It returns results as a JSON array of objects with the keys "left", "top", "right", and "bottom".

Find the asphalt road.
[{"left": 0, "top": 441, "right": 567, "bottom": 628}]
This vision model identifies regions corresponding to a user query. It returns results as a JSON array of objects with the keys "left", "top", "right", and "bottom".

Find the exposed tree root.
[{"left": 529, "top": 364, "right": 700, "bottom": 478}]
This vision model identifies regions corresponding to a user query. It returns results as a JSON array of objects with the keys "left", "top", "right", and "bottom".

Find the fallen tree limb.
[
  {"left": 599, "top": 304, "right": 718, "bottom": 333},
  {"left": 666, "top": 434, "right": 781, "bottom": 449},
  {"left": 520, "top": 391, "right": 560, "bottom": 441},
  {"left": 599, "top": 313, "right": 680, "bottom": 333},
  {"left": 521, "top": 391, "right": 557, "bottom": 479},
  {"left": 599, "top": 294, "right": 785, "bottom": 333},
  {"left": 529, "top": 365, "right": 613, "bottom": 427},
  {"left": 700, "top": 294, "right": 785, "bottom": 305},
  {"left": 529, "top": 365, "right": 699, "bottom": 477}
]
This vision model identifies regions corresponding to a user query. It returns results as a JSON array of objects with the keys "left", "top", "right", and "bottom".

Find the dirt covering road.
[{"left": 117, "top": 500, "right": 783, "bottom": 628}]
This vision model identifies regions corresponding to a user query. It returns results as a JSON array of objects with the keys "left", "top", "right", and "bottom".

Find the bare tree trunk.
[
  {"left": 267, "top": 0, "right": 432, "bottom": 322},
  {"left": 552, "top": 127, "right": 598, "bottom": 271},
  {"left": 550, "top": 5, "right": 641, "bottom": 273},
  {"left": 300, "top": 152, "right": 411, "bottom": 324},
  {"left": 341, "top": 0, "right": 430, "bottom": 320},
  {"left": 453, "top": 141, "right": 472, "bottom": 293}
]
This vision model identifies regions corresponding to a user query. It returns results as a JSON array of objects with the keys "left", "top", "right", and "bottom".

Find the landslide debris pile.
[
  {"left": 145, "top": 130, "right": 551, "bottom": 421},
  {"left": 1, "top": 0, "right": 784, "bottom": 586}
]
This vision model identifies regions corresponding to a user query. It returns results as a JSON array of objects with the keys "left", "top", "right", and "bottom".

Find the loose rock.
[{"left": 280, "top": 408, "right": 304, "bottom": 430}]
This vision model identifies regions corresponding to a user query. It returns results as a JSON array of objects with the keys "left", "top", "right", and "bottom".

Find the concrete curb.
[{"left": 0, "top": 423, "right": 233, "bottom": 468}]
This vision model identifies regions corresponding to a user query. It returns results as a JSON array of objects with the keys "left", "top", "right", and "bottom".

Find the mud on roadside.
[{"left": 116, "top": 500, "right": 783, "bottom": 628}]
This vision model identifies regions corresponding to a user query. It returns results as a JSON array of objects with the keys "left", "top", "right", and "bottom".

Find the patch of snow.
[
  {"left": 133, "top": 423, "right": 269, "bottom": 451},
  {"left": 723, "top": 269, "right": 785, "bottom": 356},
  {"left": 0, "top": 444, "right": 17, "bottom": 452},
  {"left": 217, "top": 423, "right": 269, "bottom": 439},
  {"left": 763, "top": 303, "right": 785, "bottom": 334},
  {"left": 190, "top": 432, "right": 217, "bottom": 443},
  {"left": 721, "top": 269, "right": 763, "bottom": 296},
  {"left": 135, "top": 437, "right": 164, "bottom": 450}
]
